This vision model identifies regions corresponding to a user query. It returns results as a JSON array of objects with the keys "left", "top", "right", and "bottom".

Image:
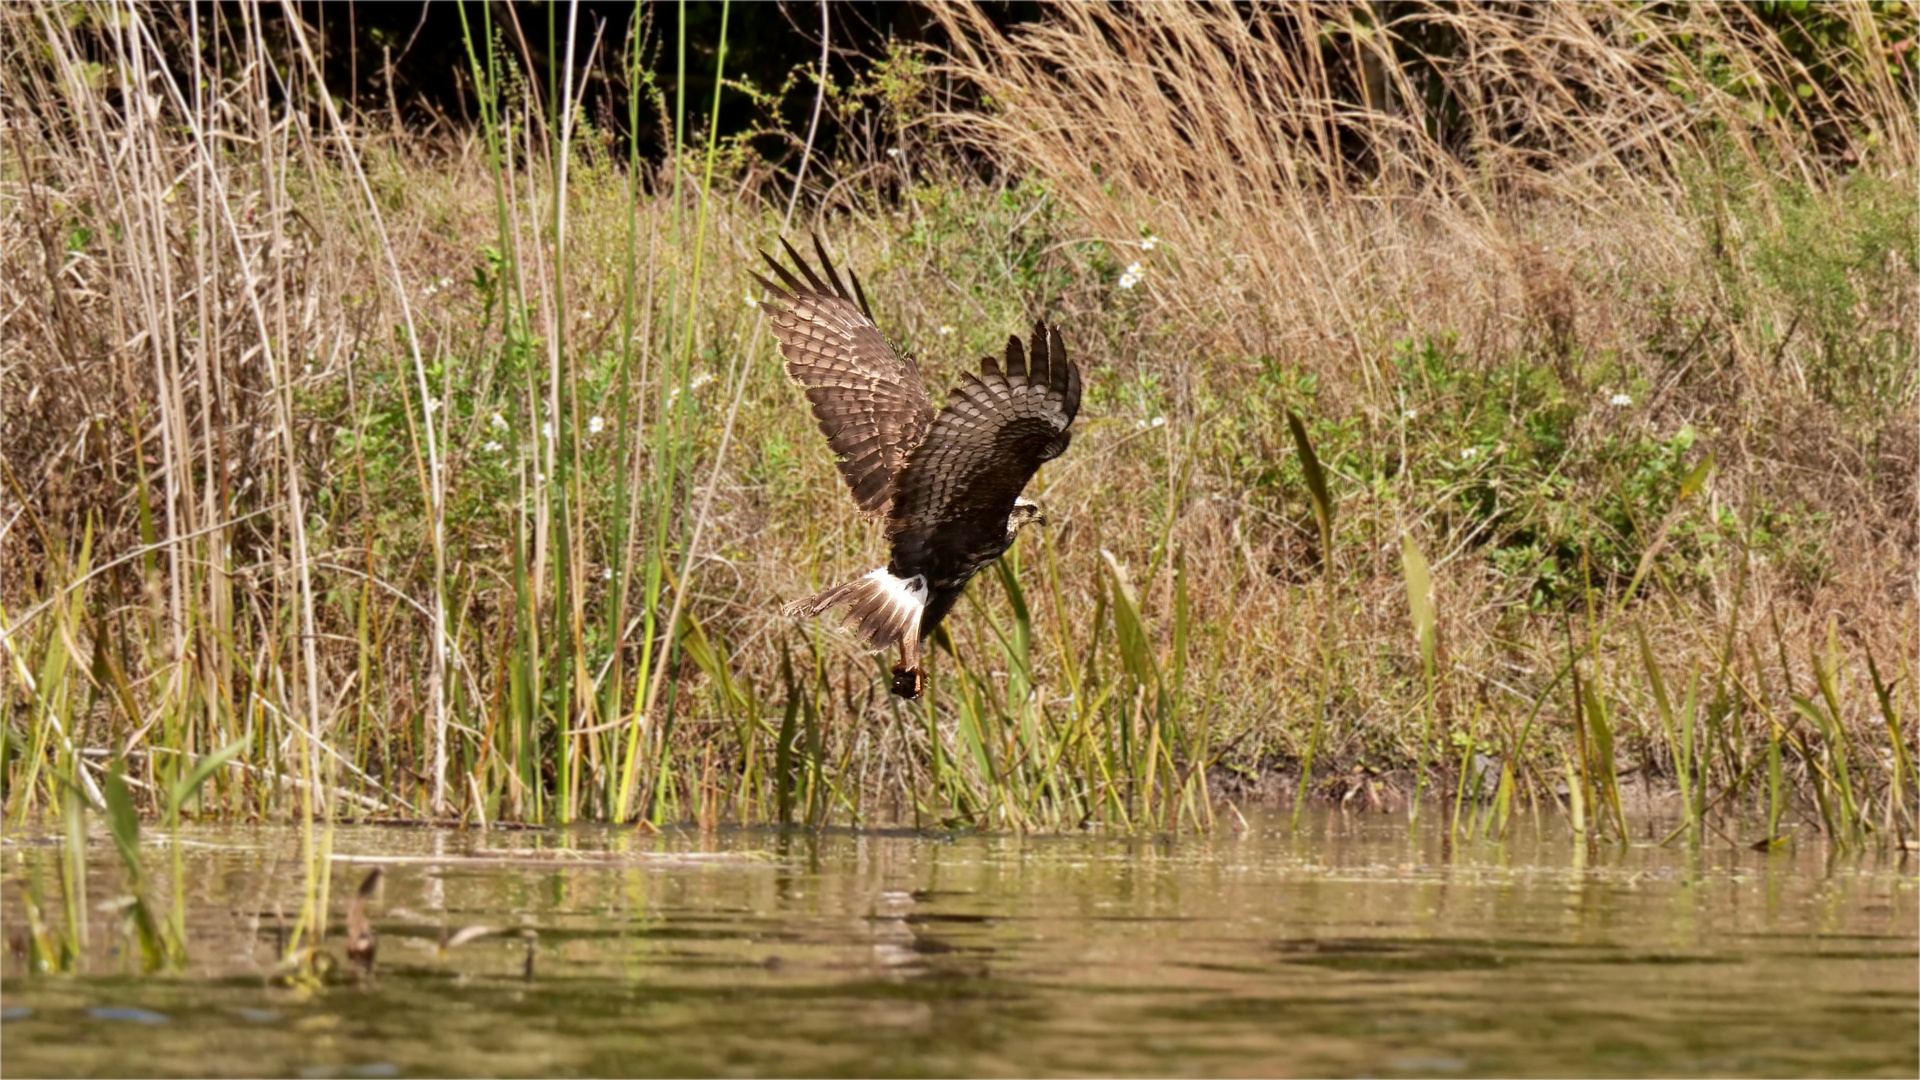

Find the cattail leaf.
[
  {"left": 1287, "top": 410, "right": 1334, "bottom": 533},
  {"left": 102, "top": 762, "right": 142, "bottom": 879},
  {"left": 1101, "top": 550, "right": 1159, "bottom": 687},
  {"left": 1172, "top": 546, "right": 1189, "bottom": 694},
  {"left": 168, "top": 737, "right": 249, "bottom": 815}
]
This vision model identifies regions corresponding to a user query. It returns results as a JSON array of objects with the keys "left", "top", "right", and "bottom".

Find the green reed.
[
  {"left": 1401, "top": 533, "right": 1437, "bottom": 826},
  {"left": 1288, "top": 410, "right": 1337, "bottom": 825},
  {"left": 448, "top": 0, "right": 742, "bottom": 827}
]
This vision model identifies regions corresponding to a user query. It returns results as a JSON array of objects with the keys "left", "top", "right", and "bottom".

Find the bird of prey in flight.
[{"left": 753, "top": 237, "right": 1082, "bottom": 699}]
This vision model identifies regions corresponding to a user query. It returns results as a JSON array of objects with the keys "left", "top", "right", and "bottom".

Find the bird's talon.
[{"left": 890, "top": 666, "right": 925, "bottom": 699}]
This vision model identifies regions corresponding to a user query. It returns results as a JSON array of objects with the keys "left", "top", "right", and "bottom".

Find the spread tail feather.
[{"left": 783, "top": 568, "right": 928, "bottom": 651}]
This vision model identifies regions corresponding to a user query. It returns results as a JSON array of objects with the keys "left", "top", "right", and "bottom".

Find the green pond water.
[{"left": 2, "top": 812, "right": 1914, "bottom": 1078}]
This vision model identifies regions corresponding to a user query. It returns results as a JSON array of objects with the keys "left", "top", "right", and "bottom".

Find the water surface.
[{"left": 4, "top": 813, "right": 1914, "bottom": 1077}]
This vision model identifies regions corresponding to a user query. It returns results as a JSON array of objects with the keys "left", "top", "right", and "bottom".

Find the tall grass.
[
  {"left": 2, "top": 2, "right": 1914, "bottom": 849},
  {"left": 922, "top": 0, "right": 1915, "bottom": 841}
]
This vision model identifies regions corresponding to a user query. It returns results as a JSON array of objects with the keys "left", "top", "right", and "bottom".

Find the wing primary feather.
[
  {"left": 756, "top": 252, "right": 808, "bottom": 298},
  {"left": 1004, "top": 334, "right": 1026, "bottom": 380},
  {"left": 1062, "top": 333, "right": 1082, "bottom": 418},
  {"left": 758, "top": 235, "right": 937, "bottom": 516},
  {"left": 1048, "top": 325, "right": 1070, "bottom": 400},
  {"left": 1025, "top": 320, "right": 1048, "bottom": 386},
  {"left": 748, "top": 268, "right": 794, "bottom": 307},
  {"left": 886, "top": 317, "right": 1084, "bottom": 563},
  {"left": 810, "top": 233, "right": 854, "bottom": 301},
  {"left": 847, "top": 264, "right": 877, "bottom": 323},
  {"left": 780, "top": 236, "right": 831, "bottom": 293},
  {"left": 961, "top": 378, "right": 999, "bottom": 410}
]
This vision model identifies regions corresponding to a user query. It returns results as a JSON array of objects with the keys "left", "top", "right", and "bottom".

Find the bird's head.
[{"left": 1009, "top": 497, "right": 1048, "bottom": 535}]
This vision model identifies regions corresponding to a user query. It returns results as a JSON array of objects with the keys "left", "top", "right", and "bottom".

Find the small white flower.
[
  {"left": 425, "top": 397, "right": 442, "bottom": 414},
  {"left": 1610, "top": 393, "right": 1633, "bottom": 407},
  {"left": 1462, "top": 447, "right": 1477, "bottom": 459},
  {"left": 490, "top": 412, "right": 509, "bottom": 431},
  {"left": 1151, "top": 415, "right": 1166, "bottom": 428},
  {"left": 689, "top": 371, "right": 715, "bottom": 391},
  {"left": 483, "top": 440, "right": 502, "bottom": 453},
  {"left": 886, "top": 147, "right": 901, "bottom": 158},
  {"left": 744, "top": 292, "right": 759, "bottom": 308},
  {"left": 1118, "top": 261, "right": 1145, "bottom": 290},
  {"left": 1140, "top": 235, "right": 1159, "bottom": 251},
  {"left": 1404, "top": 409, "right": 1417, "bottom": 420},
  {"left": 602, "top": 566, "right": 614, "bottom": 580},
  {"left": 589, "top": 415, "right": 605, "bottom": 435},
  {"left": 580, "top": 309, "right": 593, "bottom": 321},
  {"left": 937, "top": 324, "right": 955, "bottom": 336}
]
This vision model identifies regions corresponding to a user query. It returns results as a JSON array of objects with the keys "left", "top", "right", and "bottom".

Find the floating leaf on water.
[
  {"left": 443, "top": 925, "right": 493, "bottom": 951},
  {"left": 87, "top": 1007, "right": 169, "bottom": 1025}
]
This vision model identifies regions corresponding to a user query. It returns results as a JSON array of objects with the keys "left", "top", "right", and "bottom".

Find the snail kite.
[{"left": 753, "top": 237, "right": 1082, "bottom": 699}]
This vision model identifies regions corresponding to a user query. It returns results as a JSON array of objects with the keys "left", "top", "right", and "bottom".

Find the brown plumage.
[
  {"left": 751, "top": 236, "right": 935, "bottom": 514},
  {"left": 753, "top": 237, "right": 1082, "bottom": 698}
]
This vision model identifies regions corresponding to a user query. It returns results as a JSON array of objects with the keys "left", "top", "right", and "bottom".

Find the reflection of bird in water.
[
  {"left": 871, "top": 889, "right": 923, "bottom": 972},
  {"left": 868, "top": 889, "right": 989, "bottom": 980}
]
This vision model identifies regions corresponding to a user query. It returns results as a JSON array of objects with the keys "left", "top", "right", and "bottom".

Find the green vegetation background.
[{"left": 3, "top": 2, "right": 1914, "bottom": 848}]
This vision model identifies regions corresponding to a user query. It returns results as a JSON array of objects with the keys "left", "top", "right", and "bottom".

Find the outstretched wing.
[
  {"left": 888, "top": 321, "right": 1081, "bottom": 562},
  {"left": 752, "top": 236, "right": 935, "bottom": 513}
]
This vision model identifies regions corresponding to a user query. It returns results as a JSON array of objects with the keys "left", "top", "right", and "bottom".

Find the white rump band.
[{"left": 867, "top": 567, "right": 929, "bottom": 610}]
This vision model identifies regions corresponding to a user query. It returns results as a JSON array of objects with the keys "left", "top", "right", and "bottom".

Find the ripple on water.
[{"left": 0, "top": 814, "right": 1913, "bottom": 1078}]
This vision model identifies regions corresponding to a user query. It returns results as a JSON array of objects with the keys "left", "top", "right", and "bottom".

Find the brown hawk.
[{"left": 752, "top": 236, "right": 1083, "bottom": 699}]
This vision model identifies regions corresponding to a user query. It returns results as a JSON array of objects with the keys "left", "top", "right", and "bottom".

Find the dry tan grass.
[
  {"left": 2, "top": 2, "right": 1913, "bottom": 829},
  {"left": 916, "top": 0, "right": 1917, "bottom": 760}
]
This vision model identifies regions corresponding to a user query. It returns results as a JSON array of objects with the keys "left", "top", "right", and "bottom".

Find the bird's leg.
[{"left": 890, "top": 636, "right": 925, "bottom": 699}]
